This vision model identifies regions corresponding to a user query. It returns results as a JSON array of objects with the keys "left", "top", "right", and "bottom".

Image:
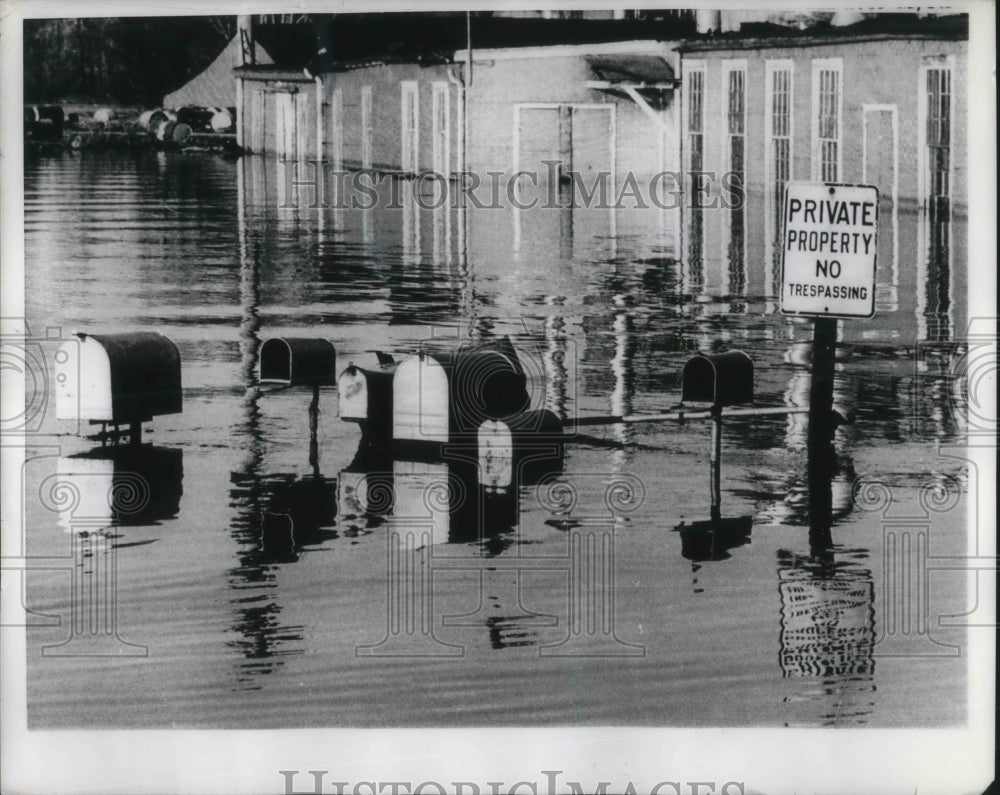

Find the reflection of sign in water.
[
  {"left": 781, "top": 182, "right": 878, "bottom": 318},
  {"left": 779, "top": 574, "right": 875, "bottom": 677}
]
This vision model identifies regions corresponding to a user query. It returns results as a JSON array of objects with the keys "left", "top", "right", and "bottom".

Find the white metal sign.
[{"left": 780, "top": 182, "right": 879, "bottom": 318}]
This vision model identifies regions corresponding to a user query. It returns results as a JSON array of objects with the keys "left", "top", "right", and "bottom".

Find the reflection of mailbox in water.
[
  {"left": 56, "top": 332, "right": 182, "bottom": 423},
  {"left": 682, "top": 351, "right": 754, "bottom": 407},
  {"left": 55, "top": 445, "right": 183, "bottom": 529},
  {"left": 259, "top": 338, "right": 336, "bottom": 387}
]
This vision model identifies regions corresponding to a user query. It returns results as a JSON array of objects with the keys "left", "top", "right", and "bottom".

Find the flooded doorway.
[
  {"left": 513, "top": 103, "right": 616, "bottom": 257},
  {"left": 513, "top": 103, "right": 615, "bottom": 186}
]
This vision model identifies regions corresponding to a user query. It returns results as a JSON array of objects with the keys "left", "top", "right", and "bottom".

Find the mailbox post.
[
  {"left": 258, "top": 337, "right": 336, "bottom": 473},
  {"left": 682, "top": 351, "right": 754, "bottom": 521},
  {"left": 710, "top": 404, "right": 722, "bottom": 521}
]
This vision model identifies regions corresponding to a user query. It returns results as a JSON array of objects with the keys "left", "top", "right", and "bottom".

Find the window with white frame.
[
  {"left": 766, "top": 61, "right": 793, "bottom": 244},
  {"left": 401, "top": 81, "right": 419, "bottom": 174},
  {"left": 924, "top": 63, "right": 952, "bottom": 208},
  {"left": 683, "top": 62, "right": 706, "bottom": 285},
  {"left": 723, "top": 61, "right": 747, "bottom": 294},
  {"left": 361, "top": 86, "right": 373, "bottom": 170},
  {"left": 685, "top": 63, "right": 706, "bottom": 177},
  {"left": 812, "top": 59, "right": 842, "bottom": 182},
  {"left": 724, "top": 62, "right": 746, "bottom": 183}
]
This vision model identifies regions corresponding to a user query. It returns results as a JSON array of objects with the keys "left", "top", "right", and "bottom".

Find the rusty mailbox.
[
  {"left": 339, "top": 363, "right": 395, "bottom": 442},
  {"left": 682, "top": 351, "right": 754, "bottom": 407},
  {"left": 55, "top": 331, "right": 182, "bottom": 425},
  {"left": 259, "top": 338, "right": 336, "bottom": 387}
]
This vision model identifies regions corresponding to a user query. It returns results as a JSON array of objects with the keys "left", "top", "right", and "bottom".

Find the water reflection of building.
[{"left": 226, "top": 156, "right": 311, "bottom": 687}]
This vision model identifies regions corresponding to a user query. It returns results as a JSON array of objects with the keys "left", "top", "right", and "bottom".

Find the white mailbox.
[
  {"left": 55, "top": 332, "right": 181, "bottom": 424},
  {"left": 393, "top": 354, "right": 450, "bottom": 446}
]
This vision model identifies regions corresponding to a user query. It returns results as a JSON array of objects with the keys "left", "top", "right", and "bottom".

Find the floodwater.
[{"left": 23, "top": 150, "right": 970, "bottom": 728}]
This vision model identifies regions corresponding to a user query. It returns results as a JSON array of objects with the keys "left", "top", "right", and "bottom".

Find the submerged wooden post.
[
  {"left": 709, "top": 405, "right": 722, "bottom": 522},
  {"left": 807, "top": 318, "right": 838, "bottom": 547},
  {"left": 808, "top": 318, "right": 837, "bottom": 446},
  {"left": 558, "top": 105, "right": 573, "bottom": 185},
  {"left": 308, "top": 383, "right": 320, "bottom": 476}
]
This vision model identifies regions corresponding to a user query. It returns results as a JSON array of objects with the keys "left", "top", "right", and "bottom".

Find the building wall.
[
  {"left": 677, "top": 35, "right": 967, "bottom": 339},
  {"left": 239, "top": 63, "right": 461, "bottom": 179},
  {"left": 320, "top": 62, "right": 459, "bottom": 175},
  {"left": 465, "top": 50, "right": 678, "bottom": 183},
  {"left": 679, "top": 37, "right": 967, "bottom": 211},
  {"left": 239, "top": 75, "right": 318, "bottom": 160},
  {"left": 241, "top": 47, "right": 682, "bottom": 190},
  {"left": 238, "top": 36, "right": 966, "bottom": 216}
]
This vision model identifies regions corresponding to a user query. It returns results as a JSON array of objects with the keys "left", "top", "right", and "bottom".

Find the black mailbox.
[
  {"left": 55, "top": 331, "right": 182, "bottom": 424},
  {"left": 682, "top": 351, "right": 754, "bottom": 407},
  {"left": 259, "top": 338, "right": 336, "bottom": 387}
]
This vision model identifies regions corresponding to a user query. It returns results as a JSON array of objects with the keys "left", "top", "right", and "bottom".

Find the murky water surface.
[{"left": 24, "top": 151, "right": 969, "bottom": 727}]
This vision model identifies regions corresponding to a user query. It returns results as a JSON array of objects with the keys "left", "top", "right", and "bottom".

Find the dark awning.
[
  {"left": 585, "top": 54, "right": 677, "bottom": 110},
  {"left": 586, "top": 54, "right": 675, "bottom": 84}
]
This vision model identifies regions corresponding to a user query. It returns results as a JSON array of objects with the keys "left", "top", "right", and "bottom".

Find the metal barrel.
[
  {"left": 138, "top": 109, "right": 165, "bottom": 131},
  {"left": 170, "top": 122, "right": 192, "bottom": 145},
  {"left": 210, "top": 108, "right": 234, "bottom": 132},
  {"left": 155, "top": 120, "right": 175, "bottom": 142}
]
